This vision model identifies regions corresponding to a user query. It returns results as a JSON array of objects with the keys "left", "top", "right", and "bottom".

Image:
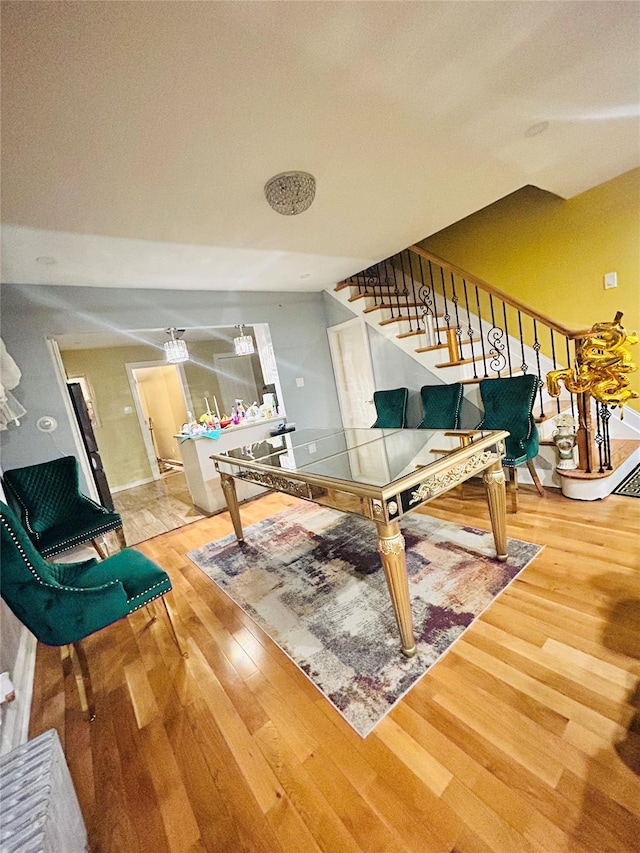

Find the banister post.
[{"left": 575, "top": 390, "right": 593, "bottom": 474}]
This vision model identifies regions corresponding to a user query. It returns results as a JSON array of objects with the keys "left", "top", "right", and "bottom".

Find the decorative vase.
[{"left": 552, "top": 426, "right": 578, "bottom": 470}]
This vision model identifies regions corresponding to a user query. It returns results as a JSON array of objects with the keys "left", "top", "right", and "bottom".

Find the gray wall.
[
  {"left": 368, "top": 326, "right": 480, "bottom": 429},
  {"left": 0, "top": 284, "right": 343, "bottom": 483},
  {"left": 320, "top": 292, "right": 480, "bottom": 428},
  {"left": 1, "top": 283, "right": 482, "bottom": 483}
]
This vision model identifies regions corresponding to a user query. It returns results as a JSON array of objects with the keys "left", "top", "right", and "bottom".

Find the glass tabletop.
[{"left": 212, "top": 427, "right": 501, "bottom": 489}]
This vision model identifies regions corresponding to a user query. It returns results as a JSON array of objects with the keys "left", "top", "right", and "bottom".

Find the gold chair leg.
[
  {"left": 145, "top": 603, "right": 157, "bottom": 622},
  {"left": 526, "top": 459, "right": 545, "bottom": 497},
  {"left": 62, "top": 642, "right": 96, "bottom": 722},
  {"left": 507, "top": 466, "right": 519, "bottom": 513},
  {"left": 160, "top": 595, "right": 188, "bottom": 658},
  {"left": 92, "top": 538, "right": 108, "bottom": 559},
  {"left": 115, "top": 526, "right": 127, "bottom": 550}
]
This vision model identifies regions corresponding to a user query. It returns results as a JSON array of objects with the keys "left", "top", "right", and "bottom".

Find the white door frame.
[
  {"left": 327, "top": 317, "right": 377, "bottom": 428},
  {"left": 45, "top": 338, "right": 100, "bottom": 501},
  {"left": 126, "top": 361, "right": 192, "bottom": 480},
  {"left": 45, "top": 324, "right": 283, "bottom": 493}
]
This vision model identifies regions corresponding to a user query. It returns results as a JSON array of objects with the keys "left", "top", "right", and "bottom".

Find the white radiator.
[{"left": 0, "top": 728, "right": 88, "bottom": 852}]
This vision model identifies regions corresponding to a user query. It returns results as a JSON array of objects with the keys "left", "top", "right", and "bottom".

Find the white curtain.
[{"left": 0, "top": 338, "right": 27, "bottom": 429}]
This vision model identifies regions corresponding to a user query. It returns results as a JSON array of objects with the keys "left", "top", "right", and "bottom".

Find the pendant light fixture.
[
  {"left": 164, "top": 328, "right": 189, "bottom": 363},
  {"left": 233, "top": 324, "right": 255, "bottom": 356}
]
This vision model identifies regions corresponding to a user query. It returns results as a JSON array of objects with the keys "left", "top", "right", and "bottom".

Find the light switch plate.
[
  {"left": 604, "top": 271, "right": 617, "bottom": 289},
  {"left": 296, "top": 377, "right": 305, "bottom": 387}
]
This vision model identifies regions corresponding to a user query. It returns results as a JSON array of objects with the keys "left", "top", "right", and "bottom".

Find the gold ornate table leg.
[
  {"left": 220, "top": 473, "right": 244, "bottom": 542},
  {"left": 483, "top": 461, "right": 508, "bottom": 562},
  {"left": 376, "top": 520, "right": 416, "bottom": 657}
]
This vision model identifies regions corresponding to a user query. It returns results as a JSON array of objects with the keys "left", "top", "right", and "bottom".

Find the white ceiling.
[{"left": 1, "top": 1, "right": 639, "bottom": 292}]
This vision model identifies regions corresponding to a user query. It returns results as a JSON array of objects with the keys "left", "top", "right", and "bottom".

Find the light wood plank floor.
[
  {"left": 113, "top": 470, "right": 206, "bottom": 546},
  {"left": 29, "top": 484, "right": 640, "bottom": 852}
]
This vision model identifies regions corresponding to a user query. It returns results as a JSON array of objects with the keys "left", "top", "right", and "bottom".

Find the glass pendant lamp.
[
  {"left": 233, "top": 325, "right": 255, "bottom": 356},
  {"left": 164, "top": 328, "right": 189, "bottom": 363}
]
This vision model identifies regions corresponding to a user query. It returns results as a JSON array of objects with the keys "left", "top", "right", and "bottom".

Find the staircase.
[{"left": 328, "top": 245, "right": 640, "bottom": 500}]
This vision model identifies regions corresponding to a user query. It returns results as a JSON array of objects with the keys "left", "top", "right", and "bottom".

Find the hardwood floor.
[
  {"left": 113, "top": 470, "right": 206, "bottom": 546},
  {"left": 29, "top": 485, "right": 640, "bottom": 852}
]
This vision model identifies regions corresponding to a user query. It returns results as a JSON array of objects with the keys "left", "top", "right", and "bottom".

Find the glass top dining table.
[{"left": 210, "top": 427, "right": 509, "bottom": 657}]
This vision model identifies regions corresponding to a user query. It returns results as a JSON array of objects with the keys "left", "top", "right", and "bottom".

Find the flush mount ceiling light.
[
  {"left": 264, "top": 171, "right": 316, "bottom": 216},
  {"left": 36, "top": 416, "right": 58, "bottom": 433},
  {"left": 525, "top": 121, "right": 550, "bottom": 137},
  {"left": 233, "top": 324, "right": 255, "bottom": 356},
  {"left": 164, "top": 328, "right": 189, "bottom": 363}
]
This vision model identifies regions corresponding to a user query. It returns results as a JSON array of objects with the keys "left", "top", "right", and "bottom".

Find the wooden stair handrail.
[
  {"left": 341, "top": 247, "right": 627, "bottom": 478},
  {"left": 408, "top": 245, "right": 589, "bottom": 339}
]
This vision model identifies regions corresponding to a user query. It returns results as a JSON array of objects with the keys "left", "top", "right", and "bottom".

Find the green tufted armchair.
[
  {"left": 417, "top": 383, "right": 463, "bottom": 429},
  {"left": 0, "top": 500, "right": 186, "bottom": 720},
  {"left": 477, "top": 374, "right": 545, "bottom": 511},
  {"left": 3, "top": 456, "right": 126, "bottom": 559},
  {"left": 371, "top": 387, "right": 409, "bottom": 428}
]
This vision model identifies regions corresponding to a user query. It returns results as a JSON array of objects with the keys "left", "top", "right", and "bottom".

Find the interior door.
[
  {"left": 67, "top": 382, "right": 115, "bottom": 510},
  {"left": 327, "top": 318, "right": 377, "bottom": 428},
  {"left": 213, "top": 354, "right": 261, "bottom": 416}
]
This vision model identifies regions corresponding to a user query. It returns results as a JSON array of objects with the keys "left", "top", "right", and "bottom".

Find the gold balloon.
[{"left": 547, "top": 314, "right": 639, "bottom": 411}]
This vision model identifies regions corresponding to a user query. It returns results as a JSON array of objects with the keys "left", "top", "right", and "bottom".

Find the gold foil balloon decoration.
[{"left": 546, "top": 312, "right": 638, "bottom": 414}]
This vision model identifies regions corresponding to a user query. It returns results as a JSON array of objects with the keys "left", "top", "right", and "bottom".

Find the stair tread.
[
  {"left": 556, "top": 439, "right": 640, "bottom": 480},
  {"left": 379, "top": 314, "right": 422, "bottom": 327},
  {"left": 435, "top": 356, "right": 480, "bottom": 368},
  {"left": 397, "top": 329, "right": 427, "bottom": 340},
  {"left": 364, "top": 303, "right": 397, "bottom": 314},
  {"left": 415, "top": 343, "right": 450, "bottom": 352},
  {"left": 534, "top": 404, "right": 576, "bottom": 424},
  {"left": 414, "top": 336, "right": 481, "bottom": 353}
]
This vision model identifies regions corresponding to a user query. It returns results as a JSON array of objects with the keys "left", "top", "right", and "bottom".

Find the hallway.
[{"left": 112, "top": 469, "right": 206, "bottom": 546}]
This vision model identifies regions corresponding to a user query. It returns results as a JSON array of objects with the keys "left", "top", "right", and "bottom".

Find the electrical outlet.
[
  {"left": 296, "top": 377, "right": 305, "bottom": 387},
  {"left": 604, "top": 272, "right": 617, "bottom": 289}
]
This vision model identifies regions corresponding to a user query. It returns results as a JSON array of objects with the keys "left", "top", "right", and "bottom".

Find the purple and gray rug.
[{"left": 188, "top": 503, "right": 543, "bottom": 737}]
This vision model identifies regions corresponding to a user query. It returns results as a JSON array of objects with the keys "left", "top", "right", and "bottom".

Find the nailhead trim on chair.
[
  {"left": 0, "top": 516, "right": 120, "bottom": 594},
  {"left": 3, "top": 513, "right": 170, "bottom": 612},
  {"left": 38, "top": 521, "right": 124, "bottom": 558},
  {"left": 4, "top": 488, "right": 40, "bottom": 537},
  {"left": 128, "top": 590, "right": 169, "bottom": 614},
  {"left": 478, "top": 376, "right": 540, "bottom": 466},
  {"left": 128, "top": 578, "right": 168, "bottom": 602},
  {"left": 4, "top": 474, "right": 121, "bottom": 554}
]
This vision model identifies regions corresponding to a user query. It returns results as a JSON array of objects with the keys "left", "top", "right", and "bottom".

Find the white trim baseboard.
[
  {"left": 110, "top": 476, "right": 156, "bottom": 493},
  {"left": 0, "top": 625, "right": 37, "bottom": 755}
]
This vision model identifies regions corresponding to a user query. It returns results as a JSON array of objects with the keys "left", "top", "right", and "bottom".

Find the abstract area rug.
[
  {"left": 188, "top": 504, "right": 542, "bottom": 737},
  {"left": 613, "top": 464, "right": 640, "bottom": 498}
]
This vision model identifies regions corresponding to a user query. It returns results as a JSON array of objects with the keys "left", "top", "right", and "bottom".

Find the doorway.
[
  {"left": 213, "top": 353, "right": 261, "bottom": 417},
  {"left": 51, "top": 323, "right": 284, "bottom": 544},
  {"left": 327, "top": 318, "right": 377, "bottom": 428},
  {"left": 128, "top": 362, "right": 191, "bottom": 476}
]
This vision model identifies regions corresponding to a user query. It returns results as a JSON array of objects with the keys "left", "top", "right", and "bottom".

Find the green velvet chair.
[
  {"left": 2, "top": 456, "right": 125, "bottom": 560},
  {"left": 0, "top": 500, "right": 186, "bottom": 721},
  {"left": 417, "top": 383, "right": 463, "bottom": 429},
  {"left": 477, "top": 374, "right": 545, "bottom": 511},
  {"left": 371, "top": 387, "right": 409, "bottom": 428}
]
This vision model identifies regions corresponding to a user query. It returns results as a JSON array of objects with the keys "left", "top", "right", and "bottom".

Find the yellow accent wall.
[
  {"left": 420, "top": 168, "right": 640, "bottom": 410},
  {"left": 62, "top": 345, "right": 161, "bottom": 488},
  {"left": 61, "top": 334, "right": 268, "bottom": 488},
  {"left": 133, "top": 365, "right": 186, "bottom": 461}
]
